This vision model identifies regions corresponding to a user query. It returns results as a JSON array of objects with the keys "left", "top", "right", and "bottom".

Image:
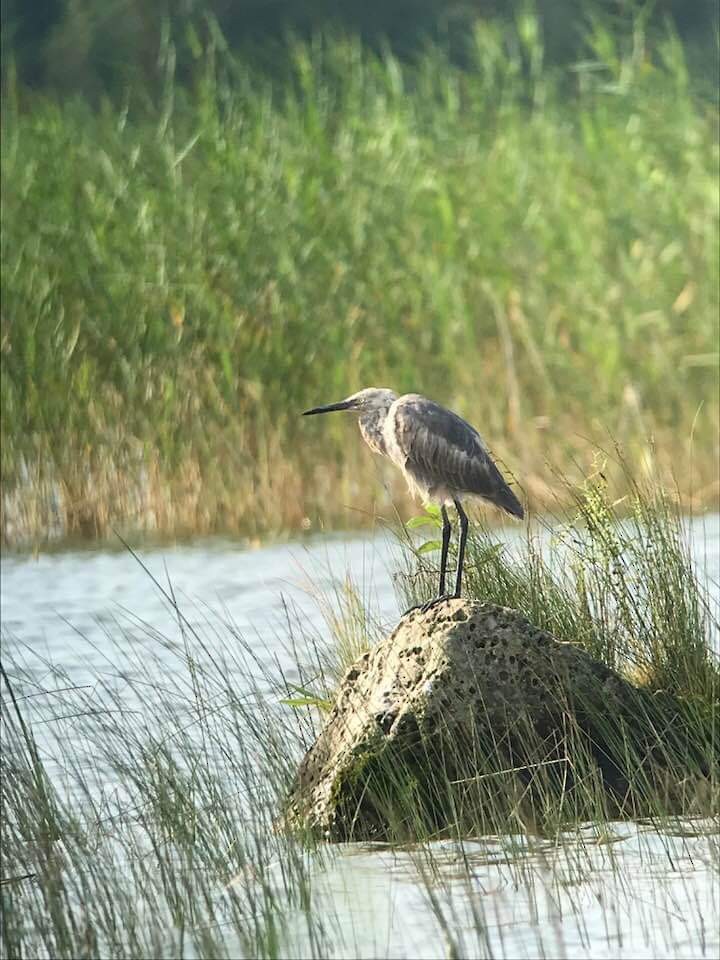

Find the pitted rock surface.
[{"left": 287, "top": 600, "right": 694, "bottom": 840}]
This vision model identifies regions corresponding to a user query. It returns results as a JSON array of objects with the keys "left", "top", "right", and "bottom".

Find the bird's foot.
[{"left": 402, "top": 594, "right": 455, "bottom": 618}]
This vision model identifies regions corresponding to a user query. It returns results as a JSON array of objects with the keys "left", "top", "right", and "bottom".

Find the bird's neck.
[{"left": 358, "top": 408, "right": 390, "bottom": 457}]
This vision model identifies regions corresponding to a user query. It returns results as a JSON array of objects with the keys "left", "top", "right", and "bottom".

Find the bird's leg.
[
  {"left": 453, "top": 499, "right": 469, "bottom": 598},
  {"left": 402, "top": 505, "right": 454, "bottom": 617},
  {"left": 415, "top": 506, "right": 454, "bottom": 613},
  {"left": 437, "top": 505, "right": 451, "bottom": 598}
]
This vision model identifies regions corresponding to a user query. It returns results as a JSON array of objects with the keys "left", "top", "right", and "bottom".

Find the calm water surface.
[{"left": 2, "top": 515, "right": 719, "bottom": 959}]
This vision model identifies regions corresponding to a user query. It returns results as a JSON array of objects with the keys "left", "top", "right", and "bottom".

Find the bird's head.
[{"left": 303, "top": 388, "right": 398, "bottom": 417}]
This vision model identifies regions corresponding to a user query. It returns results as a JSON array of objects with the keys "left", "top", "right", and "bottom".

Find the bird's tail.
[{"left": 496, "top": 485, "right": 524, "bottom": 520}]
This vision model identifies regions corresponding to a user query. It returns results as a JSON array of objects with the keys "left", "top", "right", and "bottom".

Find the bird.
[{"left": 303, "top": 388, "right": 523, "bottom": 610}]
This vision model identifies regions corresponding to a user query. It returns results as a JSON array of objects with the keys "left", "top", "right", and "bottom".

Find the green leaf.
[
  {"left": 284, "top": 681, "right": 323, "bottom": 698},
  {"left": 417, "top": 539, "right": 442, "bottom": 554},
  {"left": 280, "top": 695, "right": 332, "bottom": 712},
  {"left": 280, "top": 681, "right": 332, "bottom": 711},
  {"left": 406, "top": 515, "right": 439, "bottom": 530},
  {"left": 220, "top": 348, "right": 234, "bottom": 391},
  {"left": 423, "top": 504, "right": 442, "bottom": 520}
]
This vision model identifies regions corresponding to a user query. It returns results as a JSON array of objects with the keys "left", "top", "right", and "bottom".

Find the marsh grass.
[
  {"left": 1, "top": 608, "right": 335, "bottom": 959},
  {"left": 397, "top": 454, "right": 720, "bottom": 703},
  {"left": 2, "top": 12, "right": 718, "bottom": 547},
  {"left": 1, "top": 470, "right": 718, "bottom": 957}
]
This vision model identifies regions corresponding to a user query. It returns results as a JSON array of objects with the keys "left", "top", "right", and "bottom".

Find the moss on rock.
[{"left": 287, "top": 600, "right": 712, "bottom": 841}]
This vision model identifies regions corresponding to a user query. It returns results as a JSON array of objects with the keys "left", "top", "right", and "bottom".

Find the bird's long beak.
[{"left": 302, "top": 400, "right": 353, "bottom": 416}]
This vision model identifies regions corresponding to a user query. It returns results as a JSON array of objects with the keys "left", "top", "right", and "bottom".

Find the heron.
[{"left": 303, "top": 388, "right": 523, "bottom": 610}]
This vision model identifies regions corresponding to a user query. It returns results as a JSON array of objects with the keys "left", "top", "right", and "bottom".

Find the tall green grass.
[
  {"left": 1, "top": 15, "right": 718, "bottom": 546},
  {"left": 1, "top": 473, "right": 718, "bottom": 956},
  {"left": 397, "top": 455, "right": 720, "bottom": 703}
]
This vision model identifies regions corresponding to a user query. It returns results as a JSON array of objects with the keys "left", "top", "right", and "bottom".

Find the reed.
[{"left": 2, "top": 15, "right": 718, "bottom": 547}]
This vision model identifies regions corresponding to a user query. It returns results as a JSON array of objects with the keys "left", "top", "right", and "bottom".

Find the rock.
[{"left": 286, "top": 600, "right": 705, "bottom": 841}]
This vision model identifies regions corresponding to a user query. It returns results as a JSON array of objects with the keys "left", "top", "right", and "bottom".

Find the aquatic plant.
[{"left": 1, "top": 468, "right": 717, "bottom": 956}]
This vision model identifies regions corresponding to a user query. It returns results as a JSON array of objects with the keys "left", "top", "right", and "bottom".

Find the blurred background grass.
[{"left": 1, "top": 1, "right": 718, "bottom": 546}]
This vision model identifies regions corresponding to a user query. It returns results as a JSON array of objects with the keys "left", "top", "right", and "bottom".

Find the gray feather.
[{"left": 393, "top": 395, "right": 523, "bottom": 518}]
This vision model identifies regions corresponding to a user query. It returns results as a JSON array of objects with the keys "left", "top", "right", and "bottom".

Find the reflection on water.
[{"left": 2, "top": 514, "right": 719, "bottom": 960}]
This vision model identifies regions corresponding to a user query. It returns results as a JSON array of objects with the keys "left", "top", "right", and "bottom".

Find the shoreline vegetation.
[
  {"left": 2, "top": 13, "right": 718, "bottom": 549},
  {"left": 2, "top": 469, "right": 718, "bottom": 958}
]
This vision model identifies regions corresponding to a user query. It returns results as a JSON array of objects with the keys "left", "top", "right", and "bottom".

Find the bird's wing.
[{"left": 393, "top": 395, "right": 523, "bottom": 517}]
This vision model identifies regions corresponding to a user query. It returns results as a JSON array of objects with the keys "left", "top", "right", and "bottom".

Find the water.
[
  {"left": 2, "top": 516, "right": 719, "bottom": 959},
  {"left": 295, "top": 826, "right": 719, "bottom": 959},
  {"left": 3, "top": 516, "right": 718, "bottom": 674},
  {"left": 1, "top": 533, "right": 400, "bottom": 689}
]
